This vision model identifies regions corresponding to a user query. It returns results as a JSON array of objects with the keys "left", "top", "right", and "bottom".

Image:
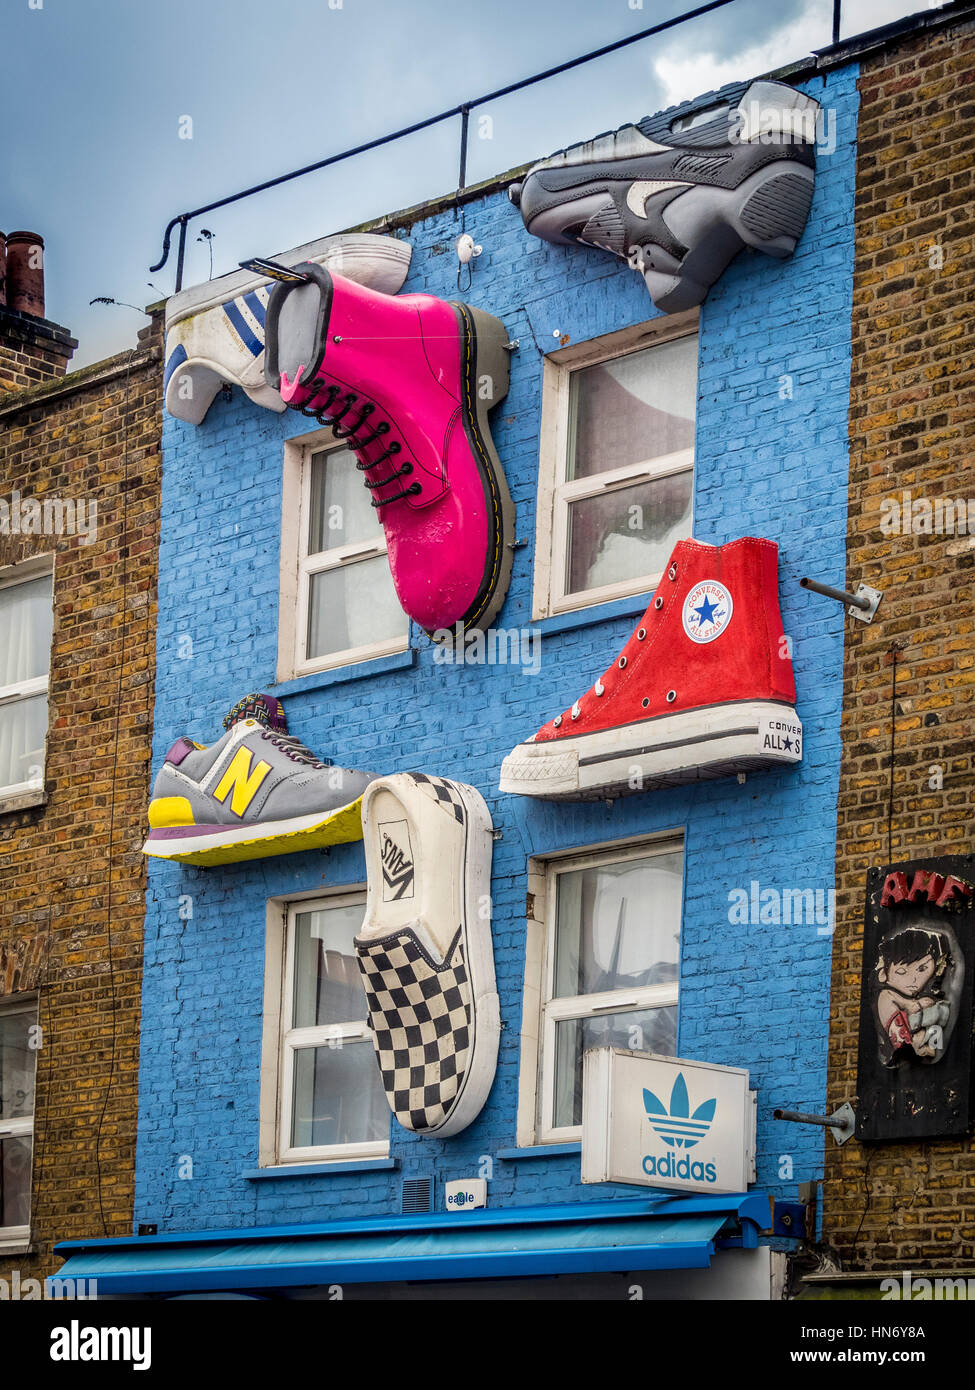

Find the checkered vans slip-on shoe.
[
  {"left": 358, "top": 926, "right": 472, "bottom": 1132},
  {"left": 355, "top": 773, "right": 499, "bottom": 1136}
]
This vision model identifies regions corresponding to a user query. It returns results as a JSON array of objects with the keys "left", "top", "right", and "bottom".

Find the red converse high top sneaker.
[{"left": 500, "top": 535, "right": 801, "bottom": 799}]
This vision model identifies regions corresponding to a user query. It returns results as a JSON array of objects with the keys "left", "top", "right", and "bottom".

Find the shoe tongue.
[{"left": 223, "top": 692, "right": 288, "bottom": 734}]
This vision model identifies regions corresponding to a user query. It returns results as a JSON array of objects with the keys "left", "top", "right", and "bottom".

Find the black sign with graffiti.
[{"left": 856, "top": 856, "right": 975, "bottom": 1143}]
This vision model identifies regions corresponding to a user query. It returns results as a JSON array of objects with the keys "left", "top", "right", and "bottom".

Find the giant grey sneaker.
[
  {"left": 142, "top": 693, "right": 374, "bottom": 866},
  {"left": 509, "top": 80, "right": 819, "bottom": 311}
]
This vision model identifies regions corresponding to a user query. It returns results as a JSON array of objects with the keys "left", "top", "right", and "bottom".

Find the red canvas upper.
[{"left": 534, "top": 536, "right": 795, "bottom": 743}]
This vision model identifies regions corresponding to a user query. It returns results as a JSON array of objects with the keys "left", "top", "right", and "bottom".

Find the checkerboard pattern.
[
  {"left": 405, "top": 771, "right": 465, "bottom": 824},
  {"left": 357, "top": 926, "right": 471, "bottom": 1133}
]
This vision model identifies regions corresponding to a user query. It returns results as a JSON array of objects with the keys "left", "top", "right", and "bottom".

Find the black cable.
[
  {"left": 849, "top": 1146, "right": 876, "bottom": 1262},
  {"left": 514, "top": 302, "right": 548, "bottom": 358},
  {"left": 888, "top": 646, "right": 898, "bottom": 863}
]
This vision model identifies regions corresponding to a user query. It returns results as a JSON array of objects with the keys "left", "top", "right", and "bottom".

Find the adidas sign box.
[{"left": 581, "top": 1049, "right": 756, "bottom": 1195}]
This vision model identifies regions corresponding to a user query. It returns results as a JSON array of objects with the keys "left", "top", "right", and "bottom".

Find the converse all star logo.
[
  {"left": 682, "top": 580, "right": 734, "bottom": 644},
  {"left": 380, "top": 819, "right": 415, "bottom": 901}
]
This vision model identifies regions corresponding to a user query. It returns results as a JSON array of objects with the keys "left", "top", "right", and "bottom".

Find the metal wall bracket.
[
  {"left": 848, "top": 583, "right": 883, "bottom": 624},
  {"left": 773, "top": 1101, "right": 856, "bottom": 1146},
  {"left": 800, "top": 576, "right": 883, "bottom": 624}
]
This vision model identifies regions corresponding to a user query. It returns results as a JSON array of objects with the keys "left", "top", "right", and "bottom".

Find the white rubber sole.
[
  {"left": 499, "top": 700, "right": 802, "bottom": 801},
  {"left": 435, "top": 781, "right": 499, "bottom": 1137},
  {"left": 141, "top": 797, "right": 364, "bottom": 867}
]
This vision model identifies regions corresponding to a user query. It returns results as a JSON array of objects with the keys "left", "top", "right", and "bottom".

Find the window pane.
[
  {"left": 306, "top": 554, "right": 407, "bottom": 661},
  {"left": 552, "top": 1007, "right": 678, "bottom": 1130},
  {"left": 0, "top": 1136, "right": 32, "bottom": 1228},
  {"left": 0, "top": 1007, "right": 37, "bottom": 1121},
  {"left": 554, "top": 853, "right": 683, "bottom": 999},
  {"left": 291, "top": 1041, "right": 388, "bottom": 1149},
  {"left": 0, "top": 693, "right": 47, "bottom": 791},
  {"left": 0, "top": 573, "right": 53, "bottom": 687},
  {"left": 566, "top": 335, "right": 697, "bottom": 482},
  {"left": 292, "top": 904, "right": 367, "bottom": 1029},
  {"left": 566, "top": 470, "right": 692, "bottom": 596},
  {"left": 307, "top": 447, "right": 383, "bottom": 555}
]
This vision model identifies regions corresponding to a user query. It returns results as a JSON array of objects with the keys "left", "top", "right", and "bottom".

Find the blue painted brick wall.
[{"left": 136, "top": 66, "right": 858, "bottom": 1234}]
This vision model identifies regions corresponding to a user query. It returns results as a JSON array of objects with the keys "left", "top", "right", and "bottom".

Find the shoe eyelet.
[
  {"left": 571, "top": 709, "right": 580, "bottom": 721},
  {"left": 594, "top": 679, "right": 605, "bottom": 696},
  {"left": 654, "top": 596, "right": 663, "bottom": 610},
  {"left": 668, "top": 564, "right": 678, "bottom": 581},
  {"left": 666, "top": 690, "right": 676, "bottom": 703},
  {"left": 400, "top": 462, "right": 413, "bottom": 475},
  {"left": 553, "top": 715, "right": 562, "bottom": 728},
  {"left": 618, "top": 656, "right": 627, "bottom": 669},
  {"left": 641, "top": 697, "right": 650, "bottom": 709},
  {"left": 637, "top": 628, "right": 646, "bottom": 640}
]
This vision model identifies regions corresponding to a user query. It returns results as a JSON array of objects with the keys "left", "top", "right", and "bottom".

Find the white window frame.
[
  {"left": 516, "top": 835, "right": 683, "bottom": 1148},
  {"left": 277, "top": 426, "right": 409, "bottom": 680},
  {"left": 0, "top": 994, "right": 38, "bottom": 1247},
  {"left": 259, "top": 889, "right": 389, "bottom": 1166},
  {"left": 531, "top": 310, "right": 699, "bottom": 621},
  {"left": 0, "top": 554, "right": 54, "bottom": 800}
]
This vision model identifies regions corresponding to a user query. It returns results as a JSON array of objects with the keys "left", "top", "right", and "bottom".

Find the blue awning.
[{"left": 52, "top": 1193, "right": 767, "bottom": 1295}]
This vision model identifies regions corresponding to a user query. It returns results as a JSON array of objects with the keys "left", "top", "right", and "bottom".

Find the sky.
[{"left": 2, "top": 0, "right": 934, "bottom": 367}]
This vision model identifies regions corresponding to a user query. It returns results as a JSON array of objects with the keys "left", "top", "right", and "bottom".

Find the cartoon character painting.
[
  {"left": 874, "top": 927, "right": 954, "bottom": 1064},
  {"left": 856, "top": 856, "right": 975, "bottom": 1143}
]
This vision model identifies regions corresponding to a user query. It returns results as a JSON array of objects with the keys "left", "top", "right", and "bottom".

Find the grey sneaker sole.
[{"left": 521, "top": 160, "right": 814, "bottom": 312}]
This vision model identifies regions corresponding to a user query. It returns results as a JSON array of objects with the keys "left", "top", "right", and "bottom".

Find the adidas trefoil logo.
[{"left": 643, "top": 1072, "right": 716, "bottom": 1150}]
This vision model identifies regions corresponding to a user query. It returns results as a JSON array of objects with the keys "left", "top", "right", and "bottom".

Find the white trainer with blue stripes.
[{"left": 163, "top": 232, "right": 412, "bottom": 425}]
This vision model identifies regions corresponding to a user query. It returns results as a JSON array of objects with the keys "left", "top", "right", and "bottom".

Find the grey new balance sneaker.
[
  {"left": 509, "top": 80, "right": 819, "bottom": 311},
  {"left": 143, "top": 693, "right": 375, "bottom": 866}
]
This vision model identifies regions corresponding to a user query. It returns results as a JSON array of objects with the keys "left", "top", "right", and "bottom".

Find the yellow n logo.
[{"left": 213, "top": 747, "right": 272, "bottom": 817}]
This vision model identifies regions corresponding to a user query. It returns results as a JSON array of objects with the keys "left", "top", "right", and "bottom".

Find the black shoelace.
[
  {"left": 297, "top": 386, "right": 422, "bottom": 509},
  {"left": 259, "top": 730, "right": 333, "bottom": 769}
]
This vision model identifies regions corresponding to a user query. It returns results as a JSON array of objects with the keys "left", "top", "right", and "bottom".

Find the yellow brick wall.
[
  {"left": 0, "top": 312, "right": 161, "bottom": 1281},
  {"left": 823, "top": 17, "right": 975, "bottom": 1269}
]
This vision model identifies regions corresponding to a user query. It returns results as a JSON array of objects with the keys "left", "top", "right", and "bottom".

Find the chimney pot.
[{"left": 5, "top": 230, "right": 45, "bottom": 318}]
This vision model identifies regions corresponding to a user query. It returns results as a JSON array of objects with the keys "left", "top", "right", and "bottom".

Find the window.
[
  {"left": 278, "top": 433, "right": 409, "bottom": 677},
  {"left": 520, "top": 839, "right": 683, "bottom": 1145},
  {"left": 0, "top": 997, "right": 37, "bottom": 1243},
  {"left": 0, "top": 558, "right": 53, "bottom": 800},
  {"left": 533, "top": 314, "right": 698, "bottom": 618},
  {"left": 268, "top": 894, "right": 389, "bottom": 1163}
]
